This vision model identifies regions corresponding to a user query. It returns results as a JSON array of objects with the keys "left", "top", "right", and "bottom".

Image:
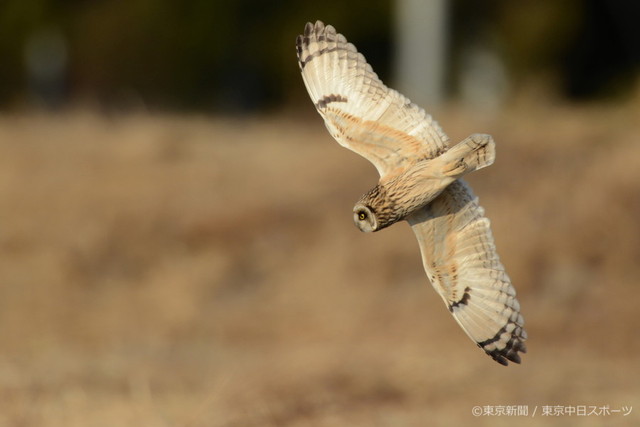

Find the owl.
[{"left": 297, "top": 21, "right": 526, "bottom": 365}]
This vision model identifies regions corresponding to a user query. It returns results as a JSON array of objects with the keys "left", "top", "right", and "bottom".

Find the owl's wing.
[
  {"left": 296, "top": 21, "right": 449, "bottom": 177},
  {"left": 406, "top": 180, "right": 527, "bottom": 365}
]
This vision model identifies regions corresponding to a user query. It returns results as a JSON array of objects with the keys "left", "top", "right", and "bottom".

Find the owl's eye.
[{"left": 358, "top": 211, "right": 367, "bottom": 221}]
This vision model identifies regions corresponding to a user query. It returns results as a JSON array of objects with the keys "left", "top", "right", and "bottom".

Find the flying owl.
[{"left": 296, "top": 21, "right": 527, "bottom": 365}]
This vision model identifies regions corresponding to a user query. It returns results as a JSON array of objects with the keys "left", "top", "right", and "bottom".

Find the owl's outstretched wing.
[
  {"left": 406, "top": 180, "right": 527, "bottom": 365},
  {"left": 296, "top": 21, "right": 449, "bottom": 177}
]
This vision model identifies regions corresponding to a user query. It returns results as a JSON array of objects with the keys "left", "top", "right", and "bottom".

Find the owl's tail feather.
[{"left": 440, "top": 134, "right": 496, "bottom": 178}]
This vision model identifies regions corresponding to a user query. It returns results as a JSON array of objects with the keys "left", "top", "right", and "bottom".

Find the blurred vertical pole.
[
  {"left": 394, "top": 0, "right": 448, "bottom": 108},
  {"left": 24, "top": 27, "right": 68, "bottom": 110}
]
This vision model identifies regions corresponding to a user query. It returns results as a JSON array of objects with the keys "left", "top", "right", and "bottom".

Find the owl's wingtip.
[{"left": 481, "top": 333, "right": 527, "bottom": 366}]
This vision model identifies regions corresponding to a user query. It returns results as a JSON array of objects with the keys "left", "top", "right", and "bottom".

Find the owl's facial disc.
[{"left": 353, "top": 204, "right": 377, "bottom": 232}]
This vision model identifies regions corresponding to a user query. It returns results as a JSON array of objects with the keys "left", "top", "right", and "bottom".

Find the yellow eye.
[{"left": 358, "top": 211, "right": 367, "bottom": 221}]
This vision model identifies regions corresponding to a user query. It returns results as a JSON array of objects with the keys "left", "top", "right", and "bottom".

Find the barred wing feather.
[
  {"left": 407, "top": 180, "right": 527, "bottom": 365},
  {"left": 296, "top": 21, "right": 449, "bottom": 177}
]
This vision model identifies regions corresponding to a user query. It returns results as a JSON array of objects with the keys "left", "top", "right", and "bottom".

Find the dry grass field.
[{"left": 0, "top": 103, "right": 639, "bottom": 426}]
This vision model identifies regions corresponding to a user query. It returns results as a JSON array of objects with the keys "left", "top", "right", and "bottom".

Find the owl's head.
[
  {"left": 353, "top": 184, "right": 402, "bottom": 232},
  {"left": 353, "top": 204, "right": 378, "bottom": 232}
]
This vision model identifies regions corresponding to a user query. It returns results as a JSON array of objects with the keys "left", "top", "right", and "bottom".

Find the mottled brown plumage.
[
  {"left": 297, "top": 21, "right": 526, "bottom": 365},
  {"left": 354, "top": 133, "right": 496, "bottom": 232}
]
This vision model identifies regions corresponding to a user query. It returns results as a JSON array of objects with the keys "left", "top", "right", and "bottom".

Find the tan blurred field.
[{"left": 0, "top": 104, "right": 639, "bottom": 426}]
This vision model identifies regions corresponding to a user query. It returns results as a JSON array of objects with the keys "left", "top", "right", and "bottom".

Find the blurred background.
[
  {"left": 2, "top": 0, "right": 639, "bottom": 111},
  {"left": 0, "top": 0, "right": 639, "bottom": 426}
]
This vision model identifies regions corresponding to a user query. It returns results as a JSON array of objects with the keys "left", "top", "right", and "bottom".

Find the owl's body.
[
  {"left": 297, "top": 21, "right": 526, "bottom": 366},
  {"left": 356, "top": 133, "right": 496, "bottom": 231}
]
